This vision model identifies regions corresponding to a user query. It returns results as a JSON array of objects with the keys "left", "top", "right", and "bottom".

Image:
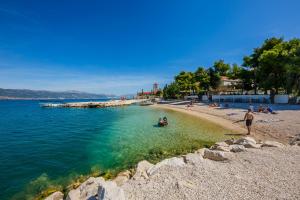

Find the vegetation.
[{"left": 163, "top": 37, "right": 300, "bottom": 99}]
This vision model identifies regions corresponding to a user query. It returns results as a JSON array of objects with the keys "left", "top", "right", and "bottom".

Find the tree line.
[{"left": 163, "top": 37, "right": 300, "bottom": 99}]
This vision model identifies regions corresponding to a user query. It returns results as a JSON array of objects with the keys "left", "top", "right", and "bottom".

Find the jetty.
[{"left": 41, "top": 99, "right": 144, "bottom": 108}]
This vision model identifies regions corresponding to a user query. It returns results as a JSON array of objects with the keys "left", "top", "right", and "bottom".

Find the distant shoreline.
[{"left": 0, "top": 97, "right": 113, "bottom": 100}]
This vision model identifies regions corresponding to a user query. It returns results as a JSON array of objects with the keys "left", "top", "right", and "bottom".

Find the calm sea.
[{"left": 0, "top": 100, "right": 232, "bottom": 199}]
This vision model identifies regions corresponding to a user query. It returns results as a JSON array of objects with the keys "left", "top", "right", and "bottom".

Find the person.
[
  {"left": 163, "top": 116, "right": 168, "bottom": 125},
  {"left": 248, "top": 103, "right": 254, "bottom": 112},
  {"left": 258, "top": 104, "right": 264, "bottom": 112},
  {"left": 244, "top": 108, "right": 254, "bottom": 135}
]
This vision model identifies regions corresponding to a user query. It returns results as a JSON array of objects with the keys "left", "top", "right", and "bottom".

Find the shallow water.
[{"left": 0, "top": 100, "right": 234, "bottom": 199}]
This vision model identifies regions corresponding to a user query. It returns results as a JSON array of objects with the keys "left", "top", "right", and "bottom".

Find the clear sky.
[{"left": 0, "top": 0, "right": 299, "bottom": 95}]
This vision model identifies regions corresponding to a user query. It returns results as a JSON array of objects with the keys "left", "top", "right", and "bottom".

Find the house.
[{"left": 136, "top": 83, "right": 161, "bottom": 99}]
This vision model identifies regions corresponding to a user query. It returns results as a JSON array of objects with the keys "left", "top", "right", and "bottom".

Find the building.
[{"left": 136, "top": 83, "right": 161, "bottom": 98}]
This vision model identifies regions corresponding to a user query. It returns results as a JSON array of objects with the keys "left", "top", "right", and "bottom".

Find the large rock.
[
  {"left": 183, "top": 153, "right": 203, "bottom": 165},
  {"left": 203, "top": 149, "right": 228, "bottom": 161},
  {"left": 98, "top": 181, "right": 125, "bottom": 200},
  {"left": 45, "top": 191, "right": 64, "bottom": 200},
  {"left": 262, "top": 141, "right": 285, "bottom": 148},
  {"left": 147, "top": 157, "right": 185, "bottom": 176},
  {"left": 113, "top": 170, "right": 131, "bottom": 186},
  {"left": 289, "top": 134, "right": 300, "bottom": 146},
  {"left": 230, "top": 145, "right": 246, "bottom": 153},
  {"left": 67, "top": 177, "right": 105, "bottom": 200},
  {"left": 210, "top": 142, "right": 230, "bottom": 152},
  {"left": 132, "top": 160, "right": 154, "bottom": 180},
  {"left": 234, "top": 137, "right": 260, "bottom": 148},
  {"left": 224, "top": 139, "right": 234, "bottom": 145}
]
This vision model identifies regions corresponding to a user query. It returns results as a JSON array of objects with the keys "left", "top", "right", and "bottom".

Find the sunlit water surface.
[{"left": 0, "top": 100, "right": 235, "bottom": 199}]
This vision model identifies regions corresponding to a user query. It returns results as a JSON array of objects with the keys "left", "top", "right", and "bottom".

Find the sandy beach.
[{"left": 153, "top": 102, "right": 300, "bottom": 143}]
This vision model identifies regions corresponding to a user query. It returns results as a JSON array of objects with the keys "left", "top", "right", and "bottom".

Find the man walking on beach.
[{"left": 244, "top": 109, "right": 254, "bottom": 135}]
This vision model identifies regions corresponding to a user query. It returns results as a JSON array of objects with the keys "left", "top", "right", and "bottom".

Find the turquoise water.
[{"left": 0, "top": 100, "right": 233, "bottom": 199}]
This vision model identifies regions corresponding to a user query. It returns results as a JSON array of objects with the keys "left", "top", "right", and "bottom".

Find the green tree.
[
  {"left": 213, "top": 60, "right": 230, "bottom": 76},
  {"left": 175, "top": 71, "right": 197, "bottom": 95},
  {"left": 194, "top": 67, "right": 210, "bottom": 92},
  {"left": 163, "top": 82, "right": 180, "bottom": 99},
  {"left": 243, "top": 37, "right": 284, "bottom": 94},
  {"left": 207, "top": 67, "right": 221, "bottom": 90},
  {"left": 257, "top": 38, "right": 288, "bottom": 94},
  {"left": 285, "top": 39, "right": 300, "bottom": 95},
  {"left": 228, "top": 63, "right": 242, "bottom": 80}
]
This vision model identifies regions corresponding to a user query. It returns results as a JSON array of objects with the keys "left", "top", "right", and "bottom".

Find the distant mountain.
[{"left": 0, "top": 88, "right": 114, "bottom": 99}]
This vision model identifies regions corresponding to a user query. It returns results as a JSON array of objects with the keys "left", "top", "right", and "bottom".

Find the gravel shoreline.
[{"left": 46, "top": 136, "right": 300, "bottom": 200}]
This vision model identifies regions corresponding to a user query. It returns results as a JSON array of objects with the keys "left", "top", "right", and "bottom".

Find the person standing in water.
[{"left": 244, "top": 108, "right": 254, "bottom": 135}]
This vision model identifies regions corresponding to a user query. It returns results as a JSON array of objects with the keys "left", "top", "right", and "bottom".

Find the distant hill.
[{"left": 0, "top": 88, "right": 114, "bottom": 99}]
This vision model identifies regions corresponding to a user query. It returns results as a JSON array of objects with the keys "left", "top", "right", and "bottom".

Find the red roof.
[{"left": 142, "top": 92, "right": 152, "bottom": 95}]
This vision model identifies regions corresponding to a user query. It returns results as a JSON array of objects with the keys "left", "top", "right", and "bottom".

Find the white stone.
[
  {"left": 203, "top": 149, "right": 228, "bottom": 161},
  {"left": 184, "top": 153, "right": 203, "bottom": 165},
  {"left": 113, "top": 170, "right": 131, "bottom": 186},
  {"left": 230, "top": 145, "right": 246, "bottom": 153},
  {"left": 98, "top": 181, "right": 125, "bottom": 200},
  {"left": 45, "top": 191, "right": 64, "bottom": 200},
  {"left": 210, "top": 145, "right": 230, "bottom": 152},
  {"left": 133, "top": 160, "right": 154, "bottom": 180},
  {"left": 262, "top": 141, "right": 285, "bottom": 148},
  {"left": 224, "top": 139, "right": 234, "bottom": 145},
  {"left": 67, "top": 177, "right": 105, "bottom": 200},
  {"left": 147, "top": 157, "right": 185, "bottom": 176},
  {"left": 215, "top": 141, "right": 230, "bottom": 147},
  {"left": 234, "top": 137, "right": 260, "bottom": 148}
]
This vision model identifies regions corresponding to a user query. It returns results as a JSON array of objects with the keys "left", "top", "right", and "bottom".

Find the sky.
[{"left": 0, "top": 0, "right": 300, "bottom": 95}]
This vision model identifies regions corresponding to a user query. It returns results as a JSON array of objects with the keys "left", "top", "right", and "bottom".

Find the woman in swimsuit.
[{"left": 244, "top": 108, "right": 254, "bottom": 135}]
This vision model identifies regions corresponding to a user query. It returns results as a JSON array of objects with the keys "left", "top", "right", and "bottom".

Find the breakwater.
[{"left": 41, "top": 99, "right": 143, "bottom": 108}]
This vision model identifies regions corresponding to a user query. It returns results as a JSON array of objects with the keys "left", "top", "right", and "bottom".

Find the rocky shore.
[
  {"left": 41, "top": 100, "right": 143, "bottom": 108},
  {"left": 45, "top": 135, "right": 300, "bottom": 200}
]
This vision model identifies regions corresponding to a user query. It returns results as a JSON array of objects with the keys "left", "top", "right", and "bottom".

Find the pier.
[{"left": 41, "top": 99, "right": 144, "bottom": 108}]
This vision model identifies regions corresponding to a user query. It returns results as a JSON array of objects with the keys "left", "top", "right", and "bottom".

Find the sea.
[{"left": 0, "top": 99, "right": 233, "bottom": 199}]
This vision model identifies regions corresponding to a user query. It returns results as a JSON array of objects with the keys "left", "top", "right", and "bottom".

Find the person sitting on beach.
[
  {"left": 258, "top": 104, "right": 264, "bottom": 112},
  {"left": 244, "top": 108, "right": 254, "bottom": 135},
  {"left": 209, "top": 103, "right": 219, "bottom": 107},
  {"left": 264, "top": 106, "right": 277, "bottom": 114}
]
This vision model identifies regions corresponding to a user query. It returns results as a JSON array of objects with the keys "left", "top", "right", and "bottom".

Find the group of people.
[
  {"left": 158, "top": 116, "right": 168, "bottom": 126},
  {"left": 249, "top": 104, "right": 277, "bottom": 114}
]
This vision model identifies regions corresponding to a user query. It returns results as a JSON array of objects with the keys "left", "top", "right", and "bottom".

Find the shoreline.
[
  {"left": 152, "top": 103, "right": 298, "bottom": 143},
  {"left": 152, "top": 104, "right": 246, "bottom": 134},
  {"left": 45, "top": 136, "right": 300, "bottom": 200}
]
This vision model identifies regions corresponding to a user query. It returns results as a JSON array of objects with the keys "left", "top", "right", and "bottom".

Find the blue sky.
[{"left": 0, "top": 0, "right": 299, "bottom": 95}]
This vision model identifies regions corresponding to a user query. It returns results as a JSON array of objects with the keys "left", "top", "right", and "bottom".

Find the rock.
[
  {"left": 230, "top": 145, "right": 246, "bottom": 153},
  {"left": 147, "top": 157, "right": 185, "bottom": 176},
  {"left": 133, "top": 160, "right": 154, "bottom": 180},
  {"left": 215, "top": 141, "right": 229, "bottom": 147},
  {"left": 262, "top": 141, "right": 285, "bottom": 148},
  {"left": 289, "top": 134, "right": 300, "bottom": 145},
  {"left": 210, "top": 145, "right": 230, "bottom": 152},
  {"left": 98, "top": 181, "right": 125, "bottom": 200},
  {"left": 67, "top": 177, "right": 105, "bottom": 200},
  {"left": 45, "top": 191, "right": 64, "bottom": 200},
  {"left": 113, "top": 170, "right": 131, "bottom": 186},
  {"left": 224, "top": 139, "right": 234, "bottom": 145},
  {"left": 195, "top": 148, "right": 205, "bottom": 156},
  {"left": 203, "top": 149, "right": 228, "bottom": 161},
  {"left": 183, "top": 153, "right": 203, "bottom": 165},
  {"left": 234, "top": 137, "right": 260, "bottom": 148},
  {"left": 210, "top": 141, "right": 230, "bottom": 152}
]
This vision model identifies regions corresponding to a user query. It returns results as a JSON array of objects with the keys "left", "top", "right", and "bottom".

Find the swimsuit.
[{"left": 246, "top": 119, "right": 252, "bottom": 126}]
